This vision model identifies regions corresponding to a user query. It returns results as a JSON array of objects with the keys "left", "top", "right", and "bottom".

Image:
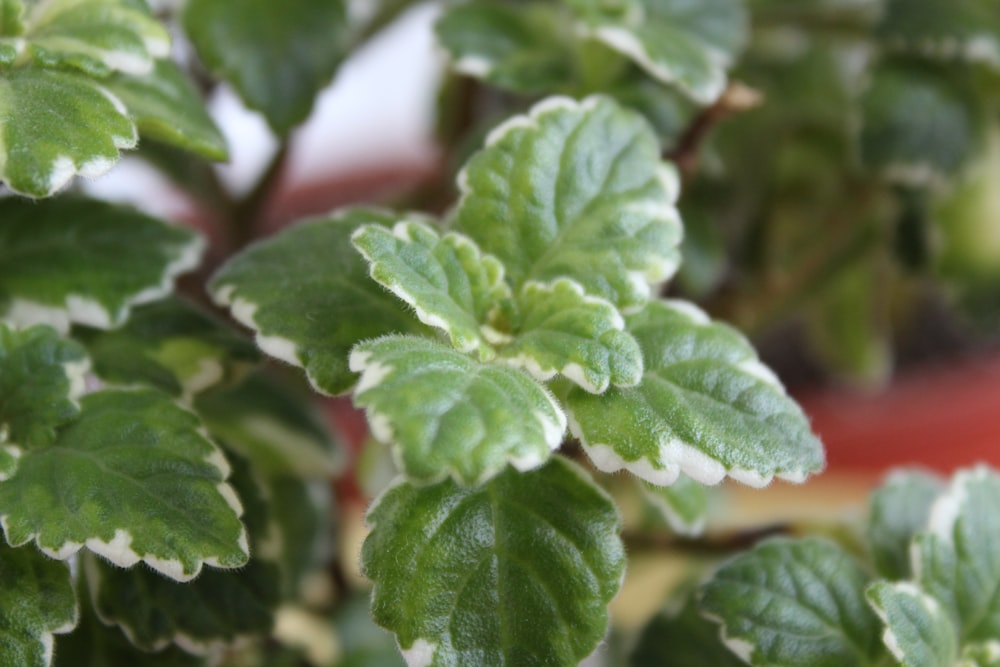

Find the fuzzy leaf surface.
[
  {"left": 0, "top": 324, "right": 87, "bottom": 453},
  {"left": 435, "top": 2, "right": 572, "bottom": 94},
  {"left": 210, "top": 208, "right": 425, "bottom": 395},
  {"left": 500, "top": 278, "right": 643, "bottom": 393},
  {"left": 566, "top": 300, "right": 824, "bottom": 487},
  {"left": 350, "top": 335, "right": 565, "bottom": 485},
  {"left": 866, "top": 582, "right": 957, "bottom": 667},
  {"left": 700, "top": 537, "right": 883, "bottom": 667},
  {"left": 351, "top": 220, "right": 510, "bottom": 359},
  {"left": 867, "top": 469, "right": 943, "bottom": 580},
  {"left": 103, "top": 59, "right": 228, "bottom": 161},
  {"left": 454, "top": 95, "right": 682, "bottom": 311},
  {"left": 876, "top": 0, "right": 1000, "bottom": 69},
  {"left": 182, "top": 0, "right": 347, "bottom": 135},
  {"left": 0, "top": 197, "right": 203, "bottom": 332},
  {"left": 0, "top": 388, "right": 248, "bottom": 581},
  {"left": 638, "top": 474, "right": 708, "bottom": 536},
  {"left": 568, "top": 0, "right": 747, "bottom": 103},
  {"left": 0, "top": 542, "right": 76, "bottom": 667},
  {"left": 362, "top": 457, "right": 624, "bottom": 667},
  {"left": 0, "top": 69, "right": 137, "bottom": 197}
]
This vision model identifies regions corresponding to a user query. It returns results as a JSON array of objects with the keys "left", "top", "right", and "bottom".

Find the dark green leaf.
[{"left": 631, "top": 594, "right": 745, "bottom": 667}]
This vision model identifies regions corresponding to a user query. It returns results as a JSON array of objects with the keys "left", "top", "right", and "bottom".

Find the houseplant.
[{"left": 1, "top": 0, "right": 998, "bottom": 665}]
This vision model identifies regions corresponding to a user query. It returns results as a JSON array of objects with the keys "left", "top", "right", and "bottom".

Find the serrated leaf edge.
[{"left": 866, "top": 581, "right": 954, "bottom": 666}]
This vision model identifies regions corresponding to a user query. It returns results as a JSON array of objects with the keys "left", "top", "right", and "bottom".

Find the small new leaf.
[
  {"left": 700, "top": 537, "right": 883, "bottom": 667},
  {"left": 866, "top": 582, "right": 958, "bottom": 667},
  {"left": 0, "top": 542, "right": 76, "bottom": 667},
  {"left": 566, "top": 300, "right": 824, "bottom": 487},
  {"left": 455, "top": 95, "right": 682, "bottom": 312},
  {"left": 0, "top": 388, "right": 249, "bottom": 581},
  {"left": 867, "top": 469, "right": 943, "bottom": 580},
  {"left": 638, "top": 474, "right": 709, "bottom": 536},
  {"left": 0, "top": 197, "right": 203, "bottom": 331},
  {"left": 350, "top": 336, "right": 566, "bottom": 485},
  {"left": 362, "top": 458, "right": 624, "bottom": 667},
  {"left": 500, "top": 278, "right": 643, "bottom": 393},
  {"left": 352, "top": 220, "right": 511, "bottom": 360}
]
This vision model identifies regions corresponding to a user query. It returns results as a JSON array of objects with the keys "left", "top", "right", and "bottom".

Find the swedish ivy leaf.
[
  {"left": 866, "top": 582, "right": 957, "bottom": 667},
  {"left": 0, "top": 197, "right": 203, "bottom": 332},
  {"left": 87, "top": 451, "right": 280, "bottom": 653},
  {"left": 500, "top": 278, "right": 643, "bottom": 393},
  {"left": 638, "top": 474, "right": 708, "bottom": 536},
  {"left": 0, "top": 542, "right": 76, "bottom": 667},
  {"left": 434, "top": 2, "right": 572, "bottom": 94},
  {"left": 568, "top": 0, "right": 748, "bottom": 104},
  {"left": 566, "top": 300, "right": 824, "bottom": 487},
  {"left": 876, "top": 0, "right": 1000, "bottom": 69},
  {"left": 0, "top": 69, "right": 137, "bottom": 197},
  {"left": 195, "top": 371, "right": 342, "bottom": 478},
  {"left": 0, "top": 325, "right": 87, "bottom": 456},
  {"left": 182, "top": 0, "right": 348, "bottom": 135},
  {"left": 265, "top": 476, "right": 333, "bottom": 599},
  {"left": 700, "top": 537, "right": 883, "bottom": 667},
  {"left": 860, "top": 63, "right": 981, "bottom": 185},
  {"left": 867, "top": 469, "right": 944, "bottom": 580},
  {"left": 0, "top": 0, "right": 25, "bottom": 39},
  {"left": 350, "top": 335, "right": 566, "bottom": 485},
  {"left": 454, "top": 95, "right": 682, "bottom": 312},
  {"left": 210, "top": 208, "right": 426, "bottom": 396},
  {"left": 631, "top": 594, "right": 745, "bottom": 667},
  {"left": 0, "top": 388, "right": 249, "bottom": 581},
  {"left": 351, "top": 220, "right": 511, "bottom": 360},
  {"left": 77, "top": 297, "right": 259, "bottom": 399},
  {"left": 104, "top": 59, "right": 229, "bottom": 161},
  {"left": 362, "top": 457, "right": 624, "bottom": 666}
]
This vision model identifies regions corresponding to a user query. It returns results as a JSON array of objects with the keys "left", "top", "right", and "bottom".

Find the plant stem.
[
  {"left": 224, "top": 142, "right": 291, "bottom": 251},
  {"left": 622, "top": 523, "right": 791, "bottom": 556}
]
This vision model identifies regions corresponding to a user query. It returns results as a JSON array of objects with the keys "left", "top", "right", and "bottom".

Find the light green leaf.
[
  {"left": 0, "top": 542, "right": 76, "bottom": 667},
  {"left": 0, "top": 69, "right": 137, "bottom": 197},
  {"left": 860, "top": 63, "right": 981, "bottom": 185},
  {"left": 566, "top": 300, "right": 824, "bottom": 487},
  {"left": 700, "top": 537, "right": 883, "bottom": 667},
  {"left": 0, "top": 0, "right": 25, "bottom": 39},
  {"left": 500, "top": 278, "right": 643, "bottom": 393},
  {"left": 630, "top": 594, "right": 745, "bottom": 666},
  {"left": 638, "top": 474, "right": 709, "bottom": 536},
  {"left": 0, "top": 388, "right": 249, "bottom": 581},
  {"left": 876, "top": 0, "right": 1000, "bottom": 69},
  {"left": 103, "top": 59, "right": 228, "bottom": 161},
  {"left": 963, "top": 642, "right": 1000, "bottom": 667},
  {"left": 434, "top": 2, "right": 573, "bottom": 94},
  {"left": 568, "top": 0, "right": 748, "bottom": 104},
  {"left": 0, "top": 325, "right": 87, "bottom": 456},
  {"left": 362, "top": 457, "right": 625, "bottom": 666},
  {"left": 867, "top": 469, "right": 944, "bottom": 580},
  {"left": 351, "top": 220, "right": 511, "bottom": 360},
  {"left": 866, "top": 582, "right": 957, "bottom": 667},
  {"left": 0, "top": 197, "right": 203, "bottom": 331},
  {"left": 455, "top": 95, "right": 682, "bottom": 312},
  {"left": 210, "top": 208, "right": 426, "bottom": 396},
  {"left": 194, "top": 371, "right": 342, "bottom": 478},
  {"left": 350, "top": 335, "right": 566, "bottom": 485},
  {"left": 182, "top": 0, "right": 348, "bottom": 135}
]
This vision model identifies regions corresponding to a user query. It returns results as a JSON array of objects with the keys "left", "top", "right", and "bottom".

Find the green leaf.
[
  {"left": 87, "top": 450, "right": 280, "bottom": 653},
  {"left": 860, "top": 62, "right": 982, "bottom": 185},
  {"left": 0, "top": 0, "right": 24, "bottom": 38},
  {"left": 0, "top": 197, "right": 203, "bottom": 331},
  {"left": 210, "top": 208, "right": 426, "bottom": 396},
  {"left": 351, "top": 220, "right": 511, "bottom": 360},
  {"left": 500, "top": 278, "right": 643, "bottom": 393},
  {"left": 350, "top": 335, "right": 566, "bottom": 485},
  {"left": 568, "top": 0, "right": 748, "bottom": 103},
  {"left": 867, "top": 469, "right": 944, "bottom": 580},
  {"left": 334, "top": 595, "right": 406, "bottom": 667},
  {"left": 876, "top": 0, "right": 1000, "bottom": 69},
  {"left": 700, "top": 537, "right": 883, "bottom": 667},
  {"left": 182, "top": 0, "right": 348, "bottom": 135},
  {"left": 630, "top": 594, "right": 745, "bottom": 667},
  {"left": 454, "top": 95, "right": 682, "bottom": 312},
  {"left": 866, "top": 582, "right": 957, "bottom": 667},
  {"left": 566, "top": 300, "right": 824, "bottom": 487},
  {"left": 194, "top": 371, "right": 341, "bottom": 478},
  {"left": 265, "top": 476, "right": 332, "bottom": 599},
  {"left": 77, "top": 297, "right": 259, "bottom": 399},
  {"left": 103, "top": 59, "right": 228, "bottom": 161},
  {"left": 638, "top": 474, "right": 709, "bottom": 536},
  {"left": 963, "top": 642, "right": 1000, "bottom": 667},
  {"left": 0, "top": 542, "right": 76, "bottom": 667},
  {"left": 361, "top": 457, "right": 625, "bottom": 666},
  {"left": 434, "top": 2, "right": 573, "bottom": 94},
  {"left": 0, "top": 388, "right": 248, "bottom": 581},
  {"left": 0, "top": 325, "right": 88, "bottom": 456},
  {"left": 0, "top": 68, "right": 137, "bottom": 197}
]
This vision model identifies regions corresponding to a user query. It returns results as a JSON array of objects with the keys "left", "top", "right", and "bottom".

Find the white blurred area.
[{"left": 84, "top": 2, "right": 443, "bottom": 219}]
